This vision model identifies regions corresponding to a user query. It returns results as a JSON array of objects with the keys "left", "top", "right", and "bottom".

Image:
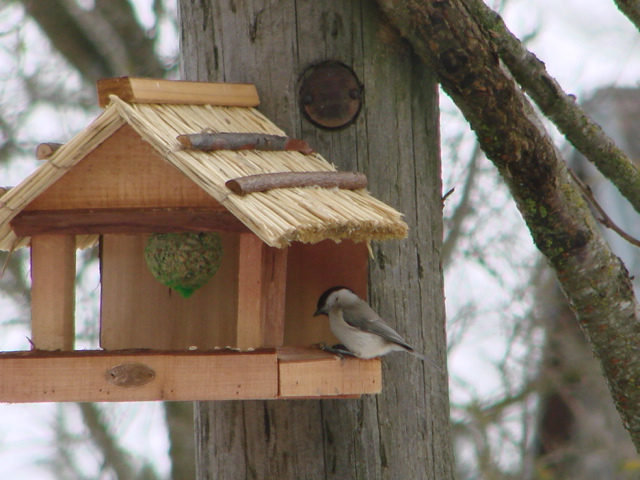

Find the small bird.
[{"left": 314, "top": 286, "right": 442, "bottom": 370}]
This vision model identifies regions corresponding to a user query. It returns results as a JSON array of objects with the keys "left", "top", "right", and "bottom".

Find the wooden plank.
[
  {"left": 236, "top": 234, "right": 264, "bottom": 348},
  {"left": 284, "top": 240, "right": 369, "bottom": 346},
  {"left": 30, "top": 234, "right": 76, "bottom": 350},
  {"left": 25, "top": 124, "right": 221, "bottom": 211},
  {"left": 100, "top": 233, "right": 239, "bottom": 350},
  {"left": 236, "top": 234, "right": 287, "bottom": 349},
  {"left": 97, "top": 77, "right": 260, "bottom": 108},
  {"left": 0, "top": 350, "right": 277, "bottom": 403},
  {"left": 11, "top": 207, "right": 250, "bottom": 236},
  {"left": 262, "top": 246, "right": 288, "bottom": 347},
  {"left": 277, "top": 347, "right": 381, "bottom": 398}
]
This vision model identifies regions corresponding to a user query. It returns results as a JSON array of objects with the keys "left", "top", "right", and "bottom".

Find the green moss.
[{"left": 144, "top": 232, "right": 224, "bottom": 298}]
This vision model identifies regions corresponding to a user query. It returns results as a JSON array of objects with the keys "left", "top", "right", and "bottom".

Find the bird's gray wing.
[
  {"left": 343, "top": 301, "right": 444, "bottom": 372},
  {"left": 342, "top": 303, "right": 412, "bottom": 350}
]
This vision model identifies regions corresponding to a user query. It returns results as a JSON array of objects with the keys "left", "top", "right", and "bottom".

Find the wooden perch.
[
  {"left": 36, "top": 143, "right": 63, "bottom": 160},
  {"left": 97, "top": 77, "right": 260, "bottom": 108},
  {"left": 177, "top": 133, "right": 313, "bottom": 155},
  {"left": 225, "top": 171, "right": 368, "bottom": 195}
]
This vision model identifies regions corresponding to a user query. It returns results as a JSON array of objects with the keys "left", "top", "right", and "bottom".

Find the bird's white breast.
[{"left": 329, "top": 309, "right": 404, "bottom": 359}]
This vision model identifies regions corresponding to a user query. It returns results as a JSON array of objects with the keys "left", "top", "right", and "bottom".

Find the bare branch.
[
  {"left": 442, "top": 142, "right": 481, "bottom": 268},
  {"left": 614, "top": 0, "right": 640, "bottom": 33},
  {"left": 373, "top": 0, "right": 640, "bottom": 451},
  {"left": 568, "top": 169, "right": 640, "bottom": 248},
  {"left": 20, "top": 0, "right": 166, "bottom": 82},
  {"left": 77, "top": 403, "right": 136, "bottom": 480},
  {"left": 21, "top": 0, "right": 112, "bottom": 80},
  {"left": 225, "top": 172, "right": 367, "bottom": 195},
  {"left": 94, "top": 0, "right": 166, "bottom": 78},
  {"left": 466, "top": 0, "right": 640, "bottom": 217}
]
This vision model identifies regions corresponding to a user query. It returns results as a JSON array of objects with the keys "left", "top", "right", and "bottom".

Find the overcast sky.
[{"left": 1, "top": 0, "right": 639, "bottom": 478}]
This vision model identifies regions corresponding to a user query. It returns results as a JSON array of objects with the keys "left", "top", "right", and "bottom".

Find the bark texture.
[
  {"left": 225, "top": 172, "right": 367, "bottom": 195},
  {"left": 373, "top": 0, "right": 640, "bottom": 451},
  {"left": 615, "top": 0, "right": 640, "bottom": 33},
  {"left": 180, "top": 1, "right": 453, "bottom": 478},
  {"left": 467, "top": 0, "right": 640, "bottom": 217},
  {"left": 533, "top": 277, "right": 637, "bottom": 479}
]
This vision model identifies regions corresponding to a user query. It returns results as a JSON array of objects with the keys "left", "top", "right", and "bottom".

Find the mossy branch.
[
  {"left": 466, "top": 0, "right": 640, "bottom": 217},
  {"left": 373, "top": 0, "right": 640, "bottom": 452}
]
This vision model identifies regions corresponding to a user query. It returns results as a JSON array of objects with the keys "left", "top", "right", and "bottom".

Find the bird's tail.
[{"left": 407, "top": 348, "right": 444, "bottom": 374}]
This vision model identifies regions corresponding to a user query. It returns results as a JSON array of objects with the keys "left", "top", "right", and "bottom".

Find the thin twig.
[
  {"left": 569, "top": 169, "right": 640, "bottom": 248},
  {"left": 442, "top": 187, "right": 456, "bottom": 203},
  {"left": 442, "top": 142, "right": 482, "bottom": 268}
]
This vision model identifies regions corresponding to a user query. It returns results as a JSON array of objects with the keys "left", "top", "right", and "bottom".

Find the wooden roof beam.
[
  {"left": 10, "top": 207, "right": 251, "bottom": 236},
  {"left": 97, "top": 77, "right": 260, "bottom": 108}
]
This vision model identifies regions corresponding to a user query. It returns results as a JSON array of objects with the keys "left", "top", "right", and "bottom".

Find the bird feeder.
[{"left": 0, "top": 77, "right": 408, "bottom": 403}]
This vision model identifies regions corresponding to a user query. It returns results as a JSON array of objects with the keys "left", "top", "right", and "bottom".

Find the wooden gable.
[
  {"left": 13, "top": 124, "right": 247, "bottom": 237},
  {"left": 25, "top": 124, "right": 215, "bottom": 210}
]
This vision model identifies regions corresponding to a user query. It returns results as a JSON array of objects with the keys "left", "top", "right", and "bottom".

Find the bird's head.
[{"left": 314, "top": 286, "right": 356, "bottom": 316}]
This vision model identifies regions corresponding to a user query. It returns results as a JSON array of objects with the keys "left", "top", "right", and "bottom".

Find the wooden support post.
[
  {"left": 30, "top": 234, "right": 76, "bottom": 350},
  {"left": 236, "top": 233, "right": 287, "bottom": 349}
]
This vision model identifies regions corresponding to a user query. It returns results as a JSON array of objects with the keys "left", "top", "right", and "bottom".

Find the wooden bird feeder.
[{"left": 0, "top": 77, "right": 409, "bottom": 403}]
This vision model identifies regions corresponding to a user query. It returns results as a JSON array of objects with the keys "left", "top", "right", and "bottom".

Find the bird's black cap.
[{"left": 314, "top": 286, "right": 353, "bottom": 316}]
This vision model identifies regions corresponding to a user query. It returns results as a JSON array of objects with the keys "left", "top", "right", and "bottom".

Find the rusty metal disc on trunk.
[{"left": 299, "top": 61, "right": 363, "bottom": 130}]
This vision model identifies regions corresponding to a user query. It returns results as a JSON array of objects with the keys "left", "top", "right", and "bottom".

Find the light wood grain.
[
  {"left": 0, "top": 348, "right": 383, "bottom": 403},
  {"left": 0, "top": 350, "right": 277, "bottom": 403},
  {"left": 277, "top": 347, "right": 381, "bottom": 398},
  {"left": 11, "top": 207, "right": 250, "bottom": 236},
  {"left": 236, "top": 233, "right": 287, "bottom": 349},
  {"left": 97, "top": 77, "right": 260, "bottom": 108},
  {"left": 25, "top": 124, "right": 220, "bottom": 211},
  {"left": 100, "top": 233, "right": 239, "bottom": 350},
  {"left": 30, "top": 234, "right": 76, "bottom": 350},
  {"left": 284, "top": 239, "right": 368, "bottom": 346}
]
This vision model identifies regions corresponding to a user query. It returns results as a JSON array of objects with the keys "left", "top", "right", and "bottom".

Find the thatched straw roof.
[{"left": 0, "top": 96, "right": 408, "bottom": 250}]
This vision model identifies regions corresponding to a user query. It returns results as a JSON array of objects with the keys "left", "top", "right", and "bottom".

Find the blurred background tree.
[
  {"left": 0, "top": 2, "right": 189, "bottom": 479},
  {"left": 1, "top": 0, "right": 639, "bottom": 478}
]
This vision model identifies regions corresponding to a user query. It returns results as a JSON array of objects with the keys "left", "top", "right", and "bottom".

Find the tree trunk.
[
  {"left": 373, "top": 0, "right": 640, "bottom": 450},
  {"left": 179, "top": 1, "right": 454, "bottom": 478}
]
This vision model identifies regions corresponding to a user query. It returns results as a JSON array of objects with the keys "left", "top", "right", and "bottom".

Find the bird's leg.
[{"left": 317, "top": 343, "right": 356, "bottom": 360}]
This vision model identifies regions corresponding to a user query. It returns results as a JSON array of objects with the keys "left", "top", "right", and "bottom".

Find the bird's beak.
[{"left": 313, "top": 309, "right": 324, "bottom": 317}]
